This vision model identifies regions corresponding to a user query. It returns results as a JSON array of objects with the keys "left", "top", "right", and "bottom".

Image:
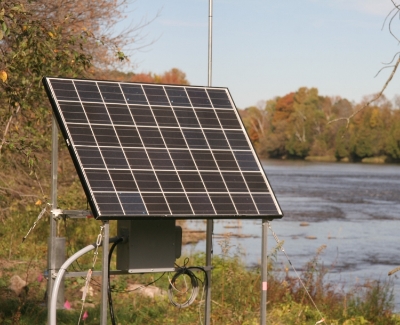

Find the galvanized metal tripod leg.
[
  {"left": 47, "top": 115, "right": 60, "bottom": 325},
  {"left": 100, "top": 221, "right": 110, "bottom": 325},
  {"left": 260, "top": 220, "right": 268, "bottom": 324},
  {"left": 205, "top": 219, "right": 213, "bottom": 325}
]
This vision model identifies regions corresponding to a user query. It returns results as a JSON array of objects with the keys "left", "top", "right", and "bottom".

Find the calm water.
[{"left": 185, "top": 160, "right": 400, "bottom": 309}]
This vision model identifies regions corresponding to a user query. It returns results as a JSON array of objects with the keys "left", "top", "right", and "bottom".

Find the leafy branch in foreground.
[
  {"left": 0, "top": 0, "right": 132, "bottom": 221},
  {"left": 0, "top": 1, "right": 93, "bottom": 160}
]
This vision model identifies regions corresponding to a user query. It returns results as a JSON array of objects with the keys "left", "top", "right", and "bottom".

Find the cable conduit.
[{"left": 49, "top": 237, "right": 119, "bottom": 325}]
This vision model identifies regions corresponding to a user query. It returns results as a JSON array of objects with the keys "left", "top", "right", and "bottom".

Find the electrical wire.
[
  {"left": 121, "top": 272, "right": 166, "bottom": 293},
  {"left": 108, "top": 237, "right": 123, "bottom": 325},
  {"left": 168, "top": 259, "right": 208, "bottom": 308}
]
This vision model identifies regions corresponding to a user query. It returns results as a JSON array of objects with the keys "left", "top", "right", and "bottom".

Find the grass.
[{"left": 1, "top": 236, "right": 400, "bottom": 325}]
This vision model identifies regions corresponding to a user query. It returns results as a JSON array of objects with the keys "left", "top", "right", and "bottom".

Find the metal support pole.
[
  {"left": 100, "top": 221, "right": 110, "bottom": 325},
  {"left": 205, "top": 2, "right": 213, "bottom": 324},
  {"left": 47, "top": 114, "right": 59, "bottom": 324},
  {"left": 205, "top": 220, "right": 213, "bottom": 325},
  {"left": 260, "top": 220, "right": 268, "bottom": 324}
]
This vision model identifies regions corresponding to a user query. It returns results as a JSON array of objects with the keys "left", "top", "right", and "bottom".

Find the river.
[{"left": 184, "top": 160, "right": 400, "bottom": 310}]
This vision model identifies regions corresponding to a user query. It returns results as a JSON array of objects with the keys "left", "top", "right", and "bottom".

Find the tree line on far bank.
[{"left": 240, "top": 87, "right": 400, "bottom": 163}]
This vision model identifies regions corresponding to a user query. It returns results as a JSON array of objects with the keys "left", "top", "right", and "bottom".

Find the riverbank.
[
  {"left": 1, "top": 250, "right": 398, "bottom": 324},
  {"left": 291, "top": 154, "right": 395, "bottom": 164}
]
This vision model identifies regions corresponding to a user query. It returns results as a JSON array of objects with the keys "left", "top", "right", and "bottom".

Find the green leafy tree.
[
  {"left": 285, "top": 88, "right": 326, "bottom": 158},
  {"left": 0, "top": 0, "right": 129, "bottom": 223},
  {"left": 385, "top": 111, "right": 400, "bottom": 160}
]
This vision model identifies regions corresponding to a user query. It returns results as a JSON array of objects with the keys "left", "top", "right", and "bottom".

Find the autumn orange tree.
[{"left": 96, "top": 67, "right": 190, "bottom": 85}]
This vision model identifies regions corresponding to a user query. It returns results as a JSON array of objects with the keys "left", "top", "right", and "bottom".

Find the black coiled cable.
[{"left": 168, "top": 259, "right": 208, "bottom": 308}]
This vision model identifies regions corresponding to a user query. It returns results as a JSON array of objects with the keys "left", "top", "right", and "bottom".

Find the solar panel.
[{"left": 43, "top": 77, "right": 283, "bottom": 220}]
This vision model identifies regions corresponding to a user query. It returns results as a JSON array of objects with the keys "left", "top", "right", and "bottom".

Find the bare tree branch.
[
  {"left": 374, "top": 65, "right": 395, "bottom": 78},
  {"left": 329, "top": 1, "right": 400, "bottom": 127},
  {"left": 329, "top": 55, "right": 400, "bottom": 127},
  {"left": 382, "top": 51, "right": 400, "bottom": 64},
  {"left": 0, "top": 104, "right": 21, "bottom": 154}
]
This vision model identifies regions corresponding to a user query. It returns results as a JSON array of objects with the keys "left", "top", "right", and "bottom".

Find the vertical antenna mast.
[{"left": 208, "top": 0, "right": 213, "bottom": 87}]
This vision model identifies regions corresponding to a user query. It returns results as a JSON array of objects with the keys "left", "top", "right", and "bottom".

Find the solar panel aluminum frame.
[{"left": 43, "top": 76, "right": 283, "bottom": 220}]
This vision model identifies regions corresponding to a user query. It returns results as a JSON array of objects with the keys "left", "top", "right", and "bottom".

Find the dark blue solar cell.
[
  {"left": 178, "top": 171, "right": 205, "bottom": 191},
  {"left": 160, "top": 129, "right": 187, "bottom": 148},
  {"left": 143, "top": 85, "right": 169, "bottom": 105},
  {"left": 204, "top": 130, "right": 229, "bottom": 149},
  {"left": 152, "top": 106, "right": 179, "bottom": 127},
  {"left": 59, "top": 102, "right": 87, "bottom": 123},
  {"left": 231, "top": 194, "right": 258, "bottom": 215},
  {"left": 195, "top": 109, "right": 221, "bottom": 128},
  {"left": 225, "top": 131, "right": 250, "bottom": 150},
  {"left": 156, "top": 171, "right": 184, "bottom": 191},
  {"left": 85, "top": 169, "right": 113, "bottom": 191},
  {"left": 222, "top": 172, "right": 248, "bottom": 192},
  {"left": 191, "top": 151, "right": 218, "bottom": 170},
  {"left": 242, "top": 172, "right": 269, "bottom": 192},
  {"left": 132, "top": 170, "right": 161, "bottom": 191},
  {"left": 114, "top": 126, "right": 142, "bottom": 147},
  {"left": 68, "top": 124, "right": 96, "bottom": 146},
  {"left": 252, "top": 194, "right": 279, "bottom": 215},
  {"left": 118, "top": 193, "right": 147, "bottom": 215},
  {"left": 186, "top": 88, "right": 212, "bottom": 108},
  {"left": 137, "top": 127, "right": 165, "bottom": 148},
  {"left": 174, "top": 107, "right": 200, "bottom": 127},
  {"left": 106, "top": 104, "right": 134, "bottom": 125},
  {"left": 74, "top": 81, "right": 103, "bottom": 102},
  {"left": 83, "top": 103, "right": 111, "bottom": 124},
  {"left": 129, "top": 105, "right": 156, "bottom": 126},
  {"left": 207, "top": 89, "right": 233, "bottom": 108},
  {"left": 183, "top": 129, "right": 208, "bottom": 149},
  {"left": 76, "top": 147, "right": 105, "bottom": 168},
  {"left": 165, "top": 87, "right": 191, "bottom": 107},
  {"left": 170, "top": 150, "right": 196, "bottom": 170},
  {"left": 100, "top": 147, "right": 128, "bottom": 169},
  {"left": 234, "top": 151, "right": 259, "bottom": 171},
  {"left": 49, "top": 79, "right": 79, "bottom": 101},
  {"left": 91, "top": 125, "right": 119, "bottom": 146},
  {"left": 209, "top": 194, "right": 236, "bottom": 215},
  {"left": 141, "top": 193, "right": 170, "bottom": 215},
  {"left": 95, "top": 193, "right": 124, "bottom": 215},
  {"left": 98, "top": 82, "right": 125, "bottom": 103},
  {"left": 187, "top": 194, "right": 215, "bottom": 214},
  {"left": 109, "top": 170, "right": 137, "bottom": 191},
  {"left": 147, "top": 149, "right": 174, "bottom": 170},
  {"left": 124, "top": 148, "right": 152, "bottom": 169},
  {"left": 200, "top": 172, "right": 227, "bottom": 192},
  {"left": 165, "top": 194, "right": 193, "bottom": 214},
  {"left": 120, "top": 84, "right": 148, "bottom": 104},
  {"left": 213, "top": 151, "right": 239, "bottom": 170},
  {"left": 216, "top": 110, "right": 242, "bottom": 129}
]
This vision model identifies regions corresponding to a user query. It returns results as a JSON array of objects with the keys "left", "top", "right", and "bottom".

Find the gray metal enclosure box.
[{"left": 117, "top": 220, "right": 181, "bottom": 273}]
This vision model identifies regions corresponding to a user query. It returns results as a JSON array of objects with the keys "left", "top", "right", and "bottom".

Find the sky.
[{"left": 117, "top": 0, "right": 400, "bottom": 109}]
